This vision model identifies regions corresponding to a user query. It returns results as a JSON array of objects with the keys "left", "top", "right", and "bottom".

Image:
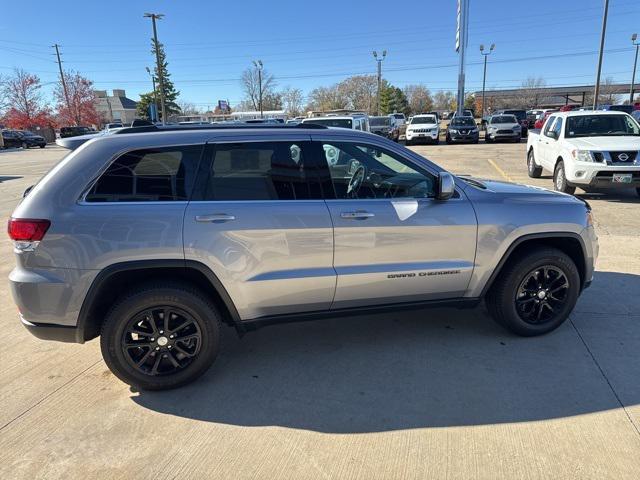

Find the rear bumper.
[{"left": 21, "top": 316, "right": 79, "bottom": 343}]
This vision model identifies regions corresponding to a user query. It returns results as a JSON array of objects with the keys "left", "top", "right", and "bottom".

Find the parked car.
[
  {"left": 495, "top": 109, "right": 528, "bottom": 137},
  {"left": 526, "top": 110, "right": 544, "bottom": 128},
  {"left": 60, "top": 126, "right": 94, "bottom": 138},
  {"left": 405, "top": 114, "right": 439, "bottom": 145},
  {"left": 369, "top": 115, "right": 399, "bottom": 141},
  {"left": 301, "top": 115, "right": 370, "bottom": 131},
  {"left": 599, "top": 104, "right": 634, "bottom": 114},
  {"left": 9, "top": 123, "right": 597, "bottom": 389},
  {"left": 390, "top": 112, "right": 406, "bottom": 127},
  {"left": 446, "top": 116, "right": 479, "bottom": 144},
  {"left": 16, "top": 130, "right": 46, "bottom": 148},
  {"left": 0, "top": 130, "right": 24, "bottom": 148},
  {"left": 526, "top": 110, "right": 640, "bottom": 195},
  {"left": 452, "top": 109, "right": 474, "bottom": 118},
  {"left": 485, "top": 114, "right": 522, "bottom": 143},
  {"left": 534, "top": 110, "right": 559, "bottom": 130}
]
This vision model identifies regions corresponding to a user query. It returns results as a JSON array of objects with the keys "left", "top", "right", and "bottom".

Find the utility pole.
[
  {"left": 593, "top": 0, "right": 609, "bottom": 109},
  {"left": 144, "top": 13, "right": 166, "bottom": 124},
  {"left": 52, "top": 44, "right": 73, "bottom": 123},
  {"left": 630, "top": 33, "right": 639, "bottom": 105},
  {"left": 455, "top": 0, "right": 469, "bottom": 117},
  {"left": 146, "top": 66, "right": 158, "bottom": 122},
  {"left": 480, "top": 43, "right": 495, "bottom": 119},
  {"left": 372, "top": 50, "right": 386, "bottom": 115},
  {"left": 253, "top": 60, "right": 263, "bottom": 118}
]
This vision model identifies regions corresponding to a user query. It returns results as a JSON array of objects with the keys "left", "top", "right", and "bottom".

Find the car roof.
[
  {"left": 302, "top": 116, "right": 356, "bottom": 121},
  {"left": 57, "top": 124, "right": 386, "bottom": 150},
  {"left": 551, "top": 110, "right": 633, "bottom": 118}
]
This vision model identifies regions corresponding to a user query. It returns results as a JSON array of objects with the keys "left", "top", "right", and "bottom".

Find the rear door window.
[{"left": 194, "top": 141, "right": 322, "bottom": 201}]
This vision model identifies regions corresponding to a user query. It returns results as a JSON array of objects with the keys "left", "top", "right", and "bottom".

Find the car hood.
[
  {"left": 460, "top": 177, "right": 584, "bottom": 204},
  {"left": 488, "top": 123, "right": 518, "bottom": 129},
  {"left": 564, "top": 136, "right": 640, "bottom": 150},
  {"left": 407, "top": 123, "right": 438, "bottom": 129}
]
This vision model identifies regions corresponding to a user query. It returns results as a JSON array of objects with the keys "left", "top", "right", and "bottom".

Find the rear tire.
[
  {"left": 486, "top": 247, "right": 580, "bottom": 336},
  {"left": 553, "top": 160, "right": 576, "bottom": 195},
  {"left": 100, "top": 283, "right": 221, "bottom": 390},
  {"left": 485, "top": 136, "right": 492, "bottom": 143},
  {"left": 527, "top": 149, "right": 542, "bottom": 178}
]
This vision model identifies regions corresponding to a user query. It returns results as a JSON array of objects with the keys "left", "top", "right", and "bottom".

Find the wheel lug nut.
[
  {"left": 159, "top": 330, "right": 164, "bottom": 334},
  {"left": 150, "top": 338, "right": 155, "bottom": 341},
  {"left": 155, "top": 346, "right": 160, "bottom": 351},
  {"left": 168, "top": 345, "right": 172, "bottom": 349}
]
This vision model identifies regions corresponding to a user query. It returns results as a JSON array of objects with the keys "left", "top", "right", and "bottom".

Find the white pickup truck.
[{"left": 526, "top": 110, "right": 640, "bottom": 196}]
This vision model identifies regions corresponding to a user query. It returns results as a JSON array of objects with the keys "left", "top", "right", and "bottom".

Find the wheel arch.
[
  {"left": 76, "top": 260, "right": 241, "bottom": 342},
  {"left": 481, "top": 233, "right": 587, "bottom": 298}
]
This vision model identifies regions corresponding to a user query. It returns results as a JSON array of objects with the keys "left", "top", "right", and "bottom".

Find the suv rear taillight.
[{"left": 8, "top": 218, "right": 50, "bottom": 242}]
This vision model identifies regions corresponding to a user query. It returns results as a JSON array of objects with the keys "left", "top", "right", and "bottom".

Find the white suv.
[{"left": 406, "top": 114, "right": 440, "bottom": 145}]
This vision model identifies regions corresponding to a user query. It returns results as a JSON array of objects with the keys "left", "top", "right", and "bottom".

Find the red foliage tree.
[
  {"left": 54, "top": 71, "right": 100, "bottom": 127},
  {"left": 1, "top": 68, "right": 52, "bottom": 129}
]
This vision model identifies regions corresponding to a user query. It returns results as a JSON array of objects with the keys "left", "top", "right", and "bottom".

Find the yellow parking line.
[{"left": 487, "top": 158, "right": 513, "bottom": 182}]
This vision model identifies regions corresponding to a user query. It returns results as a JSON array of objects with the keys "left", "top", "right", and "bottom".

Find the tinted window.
[
  {"left": 320, "top": 142, "right": 436, "bottom": 199},
  {"left": 85, "top": 145, "right": 202, "bottom": 202},
  {"left": 370, "top": 116, "right": 391, "bottom": 126},
  {"left": 451, "top": 118, "right": 475, "bottom": 126},
  {"left": 566, "top": 114, "right": 640, "bottom": 137},
  {"left": 491, "top": 115, "right": 517, "bottom": 124},
  {"left": 199, "top": 141, "right": 320, "bottom": 201},
  {"left": 411, "top": 116, "right": 437, "bottom": 124},
  {"left": 304, "top": 118, "right": 352, "bottom": 128}
]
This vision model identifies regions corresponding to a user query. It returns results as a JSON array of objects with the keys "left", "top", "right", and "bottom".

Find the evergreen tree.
[
  {"left": 379, "top": 82, "right": 409, "bottom": 115},
  {"left": 137, "top": 40, "right": 180, "bottom": 120}
]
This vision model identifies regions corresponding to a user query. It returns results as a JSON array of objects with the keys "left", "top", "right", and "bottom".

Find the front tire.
[
  {"left": 553, "top": 160, "right": 576, "bottom": 194},
  {"left": 100, "top": 283, "right": 221, "bottom": 390},
  {"left": 527, "top": 149, "right": 542, "bottom": 178},
  {"left": 486, "top": 247, "right": 580, "bottom": 336}
]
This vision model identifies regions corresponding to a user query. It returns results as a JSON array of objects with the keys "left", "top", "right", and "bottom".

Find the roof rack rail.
[{"left": 113, "top": 123, "right": 328, "bottom": 135}]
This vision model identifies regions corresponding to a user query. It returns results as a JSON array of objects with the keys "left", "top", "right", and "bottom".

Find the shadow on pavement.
[
  {"left": 577, "top": 190, "right": 639, "bottom": 203},
  {"left": 133, "top": 271, "right": 640, "bottom": 433},
  {"left": 0, "top": 176, "right": 22, "bottom": 183}
]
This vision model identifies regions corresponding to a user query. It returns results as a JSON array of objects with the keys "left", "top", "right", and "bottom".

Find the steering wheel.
[{"left": 347, "top": 165, "right": 367, "bottom": 197}]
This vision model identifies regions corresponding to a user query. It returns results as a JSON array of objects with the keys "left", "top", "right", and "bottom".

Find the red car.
[{"left": 534, "top": 110, "right": 559, "bottom": 129}]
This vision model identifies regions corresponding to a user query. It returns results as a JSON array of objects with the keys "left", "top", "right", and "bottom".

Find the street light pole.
[
  {"left": 373, "top": 50, "right": 386, "bottom": 116},
  {"left": 144, "top": 13, "right": 166, "bottom": 124},
  {"left": 145, "top": 66, "right": 158, "bottom": 122},
  {"left": 630, "top": 33, "right": 639, "bottom": 105},
  {"left": 480, "top": 43, "right": 495, "bottom": 119},
  {"left": 253, "top": 60, "right": 263, "bottom": 118},
  {"left": 593, "top": 0, "right": 609, "bottom": 110}
]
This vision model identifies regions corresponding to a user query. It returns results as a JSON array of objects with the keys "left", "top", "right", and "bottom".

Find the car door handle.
[
  {"left": 340, "top": 211, "right": 375, "bottom": 220},
  {"left": 195, "top": 214, "right": 236, "bottom": 223}
]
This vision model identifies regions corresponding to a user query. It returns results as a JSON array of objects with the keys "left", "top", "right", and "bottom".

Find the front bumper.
[
  {"left": 566, "top": 162, "right": 640, "bottom": 187},
  {"left": 449, "top": 132, "right": 479, "bottom": 142},
  {"left": 487, "top": 131, "right": 520, "bottom": 140},
  {"left": 406, "top": 131, "right": 439, "bottom": 141}
]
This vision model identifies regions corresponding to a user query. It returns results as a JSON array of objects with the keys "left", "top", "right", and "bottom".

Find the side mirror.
[{"left": 437, "top": 172, "right": 455, "bottom": 200}]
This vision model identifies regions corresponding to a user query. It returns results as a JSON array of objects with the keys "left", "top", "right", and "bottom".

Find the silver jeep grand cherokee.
[{"left": 9, "top": 124, "right": 598, "bottom": 390}]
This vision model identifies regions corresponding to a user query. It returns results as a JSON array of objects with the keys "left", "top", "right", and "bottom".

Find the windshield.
[
  {"left": 392, "top": 114, "right": 405, "bottom": 119},
  {"left": 503, "top": 110, "right": 526, "bottom": 121},
  {"left": 491, "top": 115, "right": 517, "bottom": 124},
  {"left": 451, "top": 118, "right": 476, "bottom": 127},
  {"left": 370, "top": 117, "right": 391, "bottom": 126},
  {"left": 566, "top": 114, "right": 640, "bottom": 137},
  {"left": 411, "top": 116, "right": 436, "bottom": 124},
  {"left": 305, "top": 118, "right": 353, "bottom": 128}
]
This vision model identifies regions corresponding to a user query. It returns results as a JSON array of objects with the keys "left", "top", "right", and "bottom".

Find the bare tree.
[
  {"left": 519, "top": 77, "right": 547, "bottom": 109},
  {"left": 433, "top": 91, "right": 456, "bottom": 111},
  {"left": 241, "top": 65, "right": 276, "bottom": 111},
  {"left": 176, "top": 100, "right": 200, "bottom": 115},
  {"left": 280, "top": 86, "right": 304, "bottom": 117},
  {"left": 306, "top": 85, "right": 346, "bottom": 112},
  {"left": 336, "top": 75, "right": 378, "bottom": 114},
  {"left": 403, "top": 84, "right": 433, "bottom": 114}
]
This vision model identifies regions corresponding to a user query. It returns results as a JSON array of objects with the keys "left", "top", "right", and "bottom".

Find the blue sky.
[{"left": 1, "top": 0, "right": 638, "bottom": 109}]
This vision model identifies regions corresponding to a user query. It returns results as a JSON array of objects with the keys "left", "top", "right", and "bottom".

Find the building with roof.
[
  {"left": 94, "top": 89, "right": 139, "bottom": 126},
  {"left": 473, "top": 83, "right": 636, "bottom": 112}
]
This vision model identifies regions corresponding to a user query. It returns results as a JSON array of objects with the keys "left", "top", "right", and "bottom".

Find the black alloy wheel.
[{"left": 515, "top": 266, "right": 569, "bottom": 325}]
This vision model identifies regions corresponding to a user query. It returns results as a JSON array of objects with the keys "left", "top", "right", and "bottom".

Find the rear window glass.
[{"left": 85, "top": 146, "right": 203, "bottom": 202}]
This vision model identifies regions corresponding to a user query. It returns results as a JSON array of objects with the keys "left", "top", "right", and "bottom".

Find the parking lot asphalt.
[{"left": 1, "top": 143, "right": 639, "bottom": 479}]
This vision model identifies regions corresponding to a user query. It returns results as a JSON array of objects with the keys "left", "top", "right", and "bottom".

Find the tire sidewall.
[
  {"left": 554, "top": 162, "right": 566, "bottom": 191},
  {"left": 101, "top": 287, "right": 220, "bottom": 390}
]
